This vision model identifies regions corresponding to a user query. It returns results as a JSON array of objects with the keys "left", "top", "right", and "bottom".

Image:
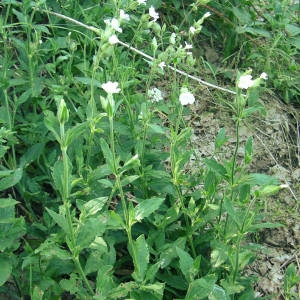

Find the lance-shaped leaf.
[
  {"left": 44, "top": 110, "right": 61, "bottom": 143},
  {"left": 134, "top": 197, "right": 165, "bottom": 222},
  {"left": 0, "top": 168, "right": 22, "bottom": 191},
  {"left": 100, "top": 138, "right": 114, "bottom": 173},
  {"left": 131, "top": 234, "right": 149, "bottom": 283}
]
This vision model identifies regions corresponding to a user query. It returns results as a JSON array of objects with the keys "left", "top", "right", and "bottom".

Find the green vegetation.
[{"left": 0, "top": 0, "right": 298, "bottom": 299}]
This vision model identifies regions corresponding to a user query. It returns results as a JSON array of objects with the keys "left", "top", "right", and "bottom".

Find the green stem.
[
  {"left": 1, "top": 12, "right": 16, "bottom": 168},
  {"left": 74, "top": 257, "right": 94, "bottom": 295},
  {"left": 223, "top": 118, "right": 240, "bottom": 237},
  {"left": 170, "top": 135, "right": 196, "bottom": 258},
  {"left": 175, "top": 185, "right": 196, "bottom": 258},
  {"left": 231, "top": 119, "right": 240, "bottom": 186},
  {"left": 60, "top": 125, "right": 93, "bottom": 295},
  {"left": 109, "top": 116, "right": 137, "bottom": 268},
  {"left": 232, "top": 195, "right": 256, "bottom": 283}
]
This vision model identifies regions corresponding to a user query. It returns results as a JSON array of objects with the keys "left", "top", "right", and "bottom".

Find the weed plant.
[{"left": 0, "top": 0, "right": 291, "bottom": 299}]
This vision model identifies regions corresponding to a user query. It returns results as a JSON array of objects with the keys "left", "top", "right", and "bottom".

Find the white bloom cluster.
[
  {"left": 120, "top": 9, "right": 130, "bottom": 21},
  {"left": 179, "top": 88, "right": 195, "bottom": 105},
  {"left": 101, "top": 81, "right": 121, "bottom": 94},
  {"left": 260, "top": 72, "right": 268, "bottom": 80},
  {"left": 149, "top": 6, "right": 159, "bottom": 22},
  {"left": 104, "top": 18, "right": 122, "bottom": 32},
  {"left": 109, "top": 34, "right": 119, "bottom": 45},
  {"left": 238, "top": 74, "right": 254, "bottom": 90},
  {"left": 238, "top": 72, "right": 268, "bottom": 90},
  {"left": 148, "top": 87, "right": 163, "bottom": 102},
  {"left": 190, "top": 12, "right": 211, "bottom": 35}
]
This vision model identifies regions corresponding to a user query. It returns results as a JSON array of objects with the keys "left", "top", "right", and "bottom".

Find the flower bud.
[{"left": 57, "top": 98, "right": 69, "bottom": 124}]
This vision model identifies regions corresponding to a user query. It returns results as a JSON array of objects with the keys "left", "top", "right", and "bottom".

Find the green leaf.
[
  {"left": 0, "top": 203, "right": 25, "bottom": 251},
  {"left": 244, "top": 136, "right": 253, "bottom": 165},
  {"left": 105, "top": 281, "right": 137, "bottom": 299},
  {"left": 255, "top": 185, "right": 283, "bottom": 197},
  {"left": 285, "top": 24, "right": 300, "bottom": 36},
  {"left": 0, "top": 254, "right": 12, "bottom": 286},
  {"left": 17, "top": 89, "right": 32, "bottom": 105},
  {"left": 289, "top": 36, "right": 300, "bottom": 49},
  {"left": 148, "top": 124, "right": 166, "bottom": 135},
  {"left": 204, "top": 159, "right": 227, "bottom": 179},
  {"left": 64, "top": 122, "right": 87, "bottom": 147},
  {"left": 82, "top": 197, "right": 107, "bottom": 217},
  {"left": 175, "top": 127, "right": 192, "bottom": 145},
  {"left": 46, "top": 208, "right": 69, "bottom": 235},
  {"left": 145, "top": 261, "right": 161, "bottom": 283},
  {"left": 32, "top": 285, "right": 44, "bottom": 300},
  {"left": 44, "top": 110, "right": 61, "bottom": 142},
  {"left": 211, "top": 243, "right": 228, "bottom": 268},
  {"left": 160, "top": 237, "right": 186, "bottom": 269},
  {"left": 210, "top": 284, "right": 229, "bottom": 300},
  {"left": 239, "top": 173, "right": 278, "bottom": 186},
  {"left": 223, "top": 198, "right": 241, "bottom": 229},
  {"left": 120, "top": 175, "right": 139, "bottom": 187},
  {"left": 76, "top": 217, "right": 106, "bottom": 250},
  {"left": 249, "top": 222, "right": 283, "bottom": 231},
  {"left": 0, "top": 198, "right": 19, "bottom": 208},
  {"left": 285, "top": 263, "right": 300, "bottom": 288},
  {"left": 60, "top": 274, "right": 79, "bottom": 294},
  {"left": 215, "top": 128, "right": 228, "bottom": 150},
  {"left": 131, "top": 283, "right": 165, "bottom": 299},
  {"left": 134, "top": 197, "right": 165, "bottom": 222},
  {"left": 19, "top": 143, "right": 44, "bottom": 168},
  {"left": 176, "top": 247, "right": 194, "bottom": 282},
  {"left": 0, "top": 168, "right": 22, "bottom": 191},
  {"left": 97, "top": 178, "right": 114, "bottom": 188},
  {"left": 220, "top": 278, "right": 245, "bottom": 295},
  {"left": 74, "top": 76, "right": 102, "bottom": 88},
  {"left": 100, "top": 138, "right": 114, "bottom": 172},
  {"left": 185, "top": 275, "right": 217, "bottom": 299},
  {"left": 242, "top": 102, "right": 266, "bottom": 118},
  {"left": 236, "top": 26, "right": 272, "bottom": 38},
  {"left": 96, "top": 265, "right": 116, "bottom": 296},
  {"left": 131, "top": 235, "right": 149, "bottom": 283},
  {"left": 52, "top": 157, "right": 72, "bottom": 198},
  {"left": 34, "top": 239, "right": 71, "bottom": 260},
  {"left": 107, "top": 211, "right": 126, "bottom": 229},
  {"left": 232, "top": 7, "right": 251, "bottom": 24}
]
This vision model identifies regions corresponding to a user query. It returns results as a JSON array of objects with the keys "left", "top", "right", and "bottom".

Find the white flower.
[
  {"left": 149, "top": 6, "right": 159, "bottom": 22},
  {"left": 238, "top": 74, "right": 254, "bottom": 90},
  {"left": 179, "top": 88, "right": 195, "bottom": 105},
  {"left": 138, "top": 0, "right": 146, "bottom": 4},
  {"left": 158, "top": 61, "right": 166, "bottom": 70},
  {"left": 189, "top": 26, "right": 196, "bottom": 35},
  {"left": 105, "top": 18, "right": 122, "bottom": 32},
  {"left": 111, "top": 18, "right": 122, "bottom": 32},
  {"left": 109, "top": 35, "right": 119, "bottom": 45},
  {"left": 203, "top": 12, "right": 211, "bottom": 18},
  {"left": 148, "top": 87, "right": 163, "bottom": 102},
  {"left": 260, "top": 72, "right": 268, "bottom": 80},
  {"left": 101, "top": 81, "right": 121, "bottom": 94},
  {"left": 184, "top": 41, "right": 193, "bottom": 50},
  {"left": 120, "top": 9, "right": 130, "bottom": 21}
]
